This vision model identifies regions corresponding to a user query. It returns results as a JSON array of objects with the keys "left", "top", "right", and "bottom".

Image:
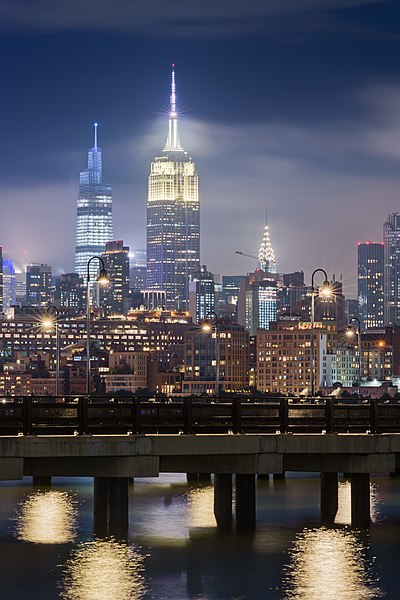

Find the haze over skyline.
[{"left": 1, "top": 0, "right": 400, "bottom": 298}]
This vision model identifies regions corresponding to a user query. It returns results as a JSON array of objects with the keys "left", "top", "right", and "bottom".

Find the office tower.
[
  {"left": 26, "top": 263, "right": 52, "bottom": 306},
  {"left": 101, "top": 240, "right": 130, "bottom": 316},
  {"left": 238, "top": 270, "right": 277, "bottom": 335},
  {"left": 130, "top": 249, "right": 146, "bottom": 268},
  {"left": 147, "top": 66, "right": 200, "bottom": 309},
  {"left": 384, "top": 213, "right": 400, "bottom": 326},
  {"left": 258, "top": 214, "right": 276, "bottom": 273},
  {"left": 54, "top": 273, "right": 84, "bottom": 314},
  {"left": 189, "top": 265, "right": 215, "bottom": 323},
  {"left": 357, "top": 242, "right": 384, "bottom": 331},
  {"left": 277, "top": 271, "right": 306, "bottom": 317},
  {"left": 74, "top": 124, "right": 113, "bottom": 280},
  {"left": 15, "top": 272, "right": 26, "bottom": 304},
  {"left": 2, "top": 259, "right": 16, "bottom": 310}
]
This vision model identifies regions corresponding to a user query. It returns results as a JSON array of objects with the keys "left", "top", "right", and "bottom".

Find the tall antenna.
[{"left": 94, "top": 122, "right": 98, "bottom": 149}]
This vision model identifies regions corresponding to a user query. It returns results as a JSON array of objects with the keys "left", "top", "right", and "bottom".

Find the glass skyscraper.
[
  {"left": 384, "top": 213, "right": 400, "bottom": 326},
  {"left": 358, "top": 242, "right": 384, "bottom": 331},
  {"left": 74, "top": 124, "right": 113, "bottom": 280},
  {"left": 147, "top": 66, "right": 200, "bottom": 309}
]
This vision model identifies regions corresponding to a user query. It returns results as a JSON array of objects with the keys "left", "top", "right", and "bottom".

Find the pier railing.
[{"left": 0, "top": 396, "right": 399, "bottom": 436}]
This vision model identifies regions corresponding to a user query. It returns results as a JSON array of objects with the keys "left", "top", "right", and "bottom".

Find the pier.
[{"left": 1, "top": 396, "right": 400, "bottom": 535}]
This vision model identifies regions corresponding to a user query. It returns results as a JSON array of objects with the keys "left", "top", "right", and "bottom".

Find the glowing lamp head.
[
  {"left": 319, "top": 280, "right": 332, "bottom": 299},
  {"left": 41, "top": 318, "right": 54, "bottom": 331},
  {"left": 345, "top": 326, "right": 355, "bottom": 338},
  {"left": 202, "top": 323, "right": 212, "bottom": 333},
  {"left": 96, "top": 268, "right": 110, "bottom": 286}
]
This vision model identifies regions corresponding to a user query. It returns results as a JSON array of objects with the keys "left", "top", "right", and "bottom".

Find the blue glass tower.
[
  {"left": 147, "top": 66, "right": 200, "bottom": 309},
  {"left": 74, "top": 124, "right": 113, "bottom": 279}
]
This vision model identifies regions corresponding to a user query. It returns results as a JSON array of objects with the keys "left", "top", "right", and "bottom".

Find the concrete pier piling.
[
  {"left": 213, "top": 474, "right": 233, "bottom": 533},
  {"left": 235, "top": 474, "right": 256, "bottom": 533},
  {"left": 351, "top": 473, "right": 371, "bottom": 528},
  {"left": 320, "top": 472, "right": 338, "bottom": 524}
]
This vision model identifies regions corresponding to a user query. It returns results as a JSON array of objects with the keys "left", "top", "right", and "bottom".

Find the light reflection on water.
[
  {"left": 60, "top": 538, "right": 146, "bottom": 600},
  {"left": 335, "top": 481, "right": 379, "bottom": 525},
  {"left": 15, "top": 490, "right": 77, "bottom": 544},
  {"left": 186, "top": 485, "right": 216, "bottom": 529},
  {"left": 283, "top": 527, "right": 384, "bottom": 600}
]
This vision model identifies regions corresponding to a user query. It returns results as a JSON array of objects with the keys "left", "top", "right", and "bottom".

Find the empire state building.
[{"left": 146, "top": 66, "right": 200, "bottom": 309}]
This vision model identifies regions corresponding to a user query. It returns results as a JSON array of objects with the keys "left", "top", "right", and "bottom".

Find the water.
[{"left": 1, "top": 473, "right": 400, "bottom": 599}]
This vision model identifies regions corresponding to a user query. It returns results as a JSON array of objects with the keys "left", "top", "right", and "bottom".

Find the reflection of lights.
[
  {"left": 284, "top": 528, "right": 383, "bottom": 600},
  {"left": 186, "top": 486, "right": 215, "bottom": 529},
  {"left": 335, "top": 481, "right": 379, "bottom": 526},
  {"left": 16, "top": 491, "right": 77, "bottom": 544},
  {"left": 61, "top": 539, "right": 146, "bottom": 600}
]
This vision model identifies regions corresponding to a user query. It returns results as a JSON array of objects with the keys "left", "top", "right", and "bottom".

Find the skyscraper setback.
[
  {"left": 146, "top": 66, "right": 200, "bottom": 309},
  {"left": 74, "top": 124, "right": 113, "bottom": 280}
]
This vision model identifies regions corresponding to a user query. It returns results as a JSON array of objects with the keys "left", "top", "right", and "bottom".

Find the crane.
[{"left": 234, "top": 250, "right": 258, "bottom": 260}]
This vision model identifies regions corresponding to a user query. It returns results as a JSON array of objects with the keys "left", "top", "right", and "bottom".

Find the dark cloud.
[{"left": 0, "top": 0, "right": 386, "bottom": 36}]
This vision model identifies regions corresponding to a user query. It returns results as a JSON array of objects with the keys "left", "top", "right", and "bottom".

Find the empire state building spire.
[
  {"left": 164, "top": 64, "right": 183, "bottom": 152},
  {"left": 258, "top": 210, "right": 276, "bottom": 273}
]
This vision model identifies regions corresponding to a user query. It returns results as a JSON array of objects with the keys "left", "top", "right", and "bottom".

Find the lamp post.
[
  {"left": 86, "top": 256, "right": 109, "bottom": 395},
  {"left": 310, "top": 268, "right": 332, "bottom": 398},
  {"left": 41, "top": 305, "right": 60, "bottom": 397},
  {"left": 346, "top": 316, "right": 362, "bottom": 398},
  {"left": 203, "top": 311, "right": 219, "bottom": 397}
]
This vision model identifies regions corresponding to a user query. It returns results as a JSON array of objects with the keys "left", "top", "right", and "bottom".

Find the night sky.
[{"left": 1, "top": 0, "right": 400, "bottom": 296}]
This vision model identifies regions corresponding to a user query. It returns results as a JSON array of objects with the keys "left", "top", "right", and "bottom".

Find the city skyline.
[{"left": 1, "top": 1, "right": 400, "bottom": 298}]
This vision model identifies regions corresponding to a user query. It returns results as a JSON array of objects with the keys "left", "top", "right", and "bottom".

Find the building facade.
[
  {"left": 74, "top": 124, "right": 113, "bottom": 280},
  {"left": 101, "top": 240, "right": 130, "bottom": 316},
  {"left": 384, "top": 213, "right": 400, "bottom": 326},
  {"left": 26, "top": 263, "right": 52, "bottom": 307},
  {"left": 358, "top": 242, "right": 384, "bottom": 331},
  {"left": 147, "top": 67, "right": 200, "bottom": 309},
  {"left": 189, "top": 265, "right": 215, "bottom": 324},
  {"left": 257, "top": 320, "right": 330, "bottom": 396},
  {"left": 183, "top": 323, "right": 249, "bottom": 395}
]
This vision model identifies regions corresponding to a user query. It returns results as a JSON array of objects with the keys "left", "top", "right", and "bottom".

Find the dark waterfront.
[{"left": 1, "top": 473, "right": 400, "bottom": 599}]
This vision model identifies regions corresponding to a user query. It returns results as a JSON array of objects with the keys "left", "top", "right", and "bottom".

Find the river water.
[{"left": 1, "top": 473, "right": 400, "bottom": 599}]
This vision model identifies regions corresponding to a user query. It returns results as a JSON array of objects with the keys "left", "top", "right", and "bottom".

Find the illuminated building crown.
[
  {"left": 164, "top": 64, "right": 184, "bottom": 152},
  {"left": 258, "top": 212, "right": 276, "bottom": 273}
]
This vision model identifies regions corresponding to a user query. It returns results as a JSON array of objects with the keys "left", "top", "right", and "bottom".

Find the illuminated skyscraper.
[
  {"left": 147, "top": 66, "right": 200, "bottom": 309},
  {"left": 384, "top": 213, "right": 400, "bottom": 326},
  {"left": 74, "top": 124, "right": 113, "bottom": 279},
  {"left": 358, "top": 242, "right": 384, "bottom": 331},
  {"left": 258, "top": 212, "right": 276, "bottom": 273}
]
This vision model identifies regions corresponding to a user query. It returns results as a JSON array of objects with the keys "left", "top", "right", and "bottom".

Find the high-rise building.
[
  {"left": 238, "top": 270, "right": 277, "bottom": 335},
  {"left": 74, "top": 124, "right": 113, "bottom": 280},
  {"left": 358, "top": 242, "right": 384, "bottom": 331},
  {"left": 384, "top": 213, "right": 400, "bottom": 326},
  {"left": 101, "top": 240, "right": 130, "bottom": 316},
  {"left": 26, "top": 263, "right": 52, "bottom": 307},
  {"left": 2, "top": 259, "right": 16, "bottom": 310},
  {"left": 54, "top": 273, "right": 84, "bottom": 314},
  {"left": 147, "top": 66, "right": 200, "bottom": 309},
  {"left": 189, "top": 265, "right": 215, "bottom": 323}
]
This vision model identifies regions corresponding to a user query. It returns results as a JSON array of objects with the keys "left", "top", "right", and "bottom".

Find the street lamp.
[
  {"left": 346, "top": 316, "right": 362, "bottom": 398},
  {"left": 202, "top": 311, "right": 219, "bottom": 397},
  {"left": 41, "top": 305, "right": 60, "bottom": 397},
  {"left": 310, "top": 269, "right": 332, "bottom": 397},
  {"left": 86, "top": 256, "right": 110, "bottom": 395}
]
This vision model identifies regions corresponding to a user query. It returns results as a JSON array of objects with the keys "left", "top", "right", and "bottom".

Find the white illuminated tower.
[
  {"left": 258, "top": 211, "right": 276, "bottom": 273},
  {"left": 74, "top": 124, "right": 113, "bottom": 279},
  {"left": 147, "top": 66, "right": 200, "bottom": 309}
]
